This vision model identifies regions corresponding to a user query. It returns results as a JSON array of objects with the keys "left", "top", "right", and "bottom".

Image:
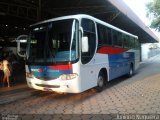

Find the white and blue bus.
[{"left": 17, "top": 14, "right": 140, "bottom": 93}]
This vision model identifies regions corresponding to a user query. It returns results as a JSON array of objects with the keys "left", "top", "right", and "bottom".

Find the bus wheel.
[
  {"left": 96, "top": 72, "right": 105, "bottom": 92},
  {"left": 128, "top": 65, "right": 134, "bottom": 77}
]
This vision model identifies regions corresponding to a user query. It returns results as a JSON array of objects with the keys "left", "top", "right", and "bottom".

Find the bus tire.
[
  {"left": 127, "top": 64, "right": 134, "bottom": 77},
  {"left": 96, "top": 72, "right": 105, "bottom": 92}
]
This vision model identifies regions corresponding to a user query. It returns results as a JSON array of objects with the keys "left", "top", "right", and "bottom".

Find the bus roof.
[{"left": 31, "top": 14, "right": 138, "bottom": 39}]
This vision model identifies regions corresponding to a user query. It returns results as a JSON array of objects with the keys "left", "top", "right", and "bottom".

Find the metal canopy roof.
[
  {"left": 0, "top": 0, "right": 159, "bottom": 43},
  {"left": 108, "top": 0, "right": 159, "bottom": 43}
]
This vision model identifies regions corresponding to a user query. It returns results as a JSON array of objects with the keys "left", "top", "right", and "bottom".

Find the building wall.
[{"left": 141, "top": 43, "right": 160, "bottom": 61}]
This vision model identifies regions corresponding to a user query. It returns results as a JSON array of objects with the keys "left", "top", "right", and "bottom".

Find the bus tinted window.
[
  {"left": 81, "top": 19, "right": 95, "bottom": 33},
  {"left": 97, "top": 24, "right": 112, "bottom": 46},
  {"left": 135, "top": 39, "right": 139, "bottom": 49},
  {"left": 81, "top": 19, "right": 96, "bottom": 64},
  {"left": 123, "top": 35, "right": 129, "bottom": 48},
  {"left": 129, "top": 37, "right": 135, "bottom": 48},
  {"left": 112, "top": 30, "right": 122, "bottom": 47}
]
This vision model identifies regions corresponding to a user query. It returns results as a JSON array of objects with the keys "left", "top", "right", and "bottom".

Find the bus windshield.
[{"left": 27, "top": 19, "right": 79, "bottom": 65}]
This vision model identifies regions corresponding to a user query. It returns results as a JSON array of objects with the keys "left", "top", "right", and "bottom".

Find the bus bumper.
[{"left": 26, "top": 77, "right": 82, "bottom": 93}]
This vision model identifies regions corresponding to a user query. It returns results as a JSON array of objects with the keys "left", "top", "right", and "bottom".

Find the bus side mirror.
[
  {"left": 82, "top": 36, "right": 89, "bottom": 52},
  {"left": 16, "top": 35, "right": 28, "bottom": 58}
]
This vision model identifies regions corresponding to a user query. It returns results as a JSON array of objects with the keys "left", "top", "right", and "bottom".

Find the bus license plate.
[{"left": 43, "top": 87, "right": 52, "bottom": 91}]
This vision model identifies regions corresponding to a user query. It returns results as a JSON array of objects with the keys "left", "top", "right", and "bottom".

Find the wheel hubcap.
[
  {"left": 130, "top": 68, "right": 133, "bottom": 75},
  {"left": 98, "top": 76, "right": 104, "bottom": 87}
]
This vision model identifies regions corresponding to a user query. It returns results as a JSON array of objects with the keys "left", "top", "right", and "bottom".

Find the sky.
[{"left": 123, "top": 0, "right": 160, "bottom": 41}]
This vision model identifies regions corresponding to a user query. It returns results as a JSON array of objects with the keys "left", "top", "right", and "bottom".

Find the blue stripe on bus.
[{"left": 108, "top": 52, "right": 135, "bottom": 80}]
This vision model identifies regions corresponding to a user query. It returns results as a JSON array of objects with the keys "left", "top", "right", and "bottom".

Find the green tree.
[{"left": 146, "top": 0, "right": 160, "bottom": 31}]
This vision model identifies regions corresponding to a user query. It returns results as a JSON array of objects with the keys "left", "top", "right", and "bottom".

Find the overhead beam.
[{"left": 109, "top": 11, "right": 121, "bottom": 23}]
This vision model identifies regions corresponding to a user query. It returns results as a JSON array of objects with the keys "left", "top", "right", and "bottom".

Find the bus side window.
[
  {"left": 130, "top": 37, "right": 135, "bottom": 49},
  {"left": 97, "top": 24, "right": 104, "bottom": 47},
  {"left": 97, "top": 24, "right": 112, "bottom": 47},
  {"left": 123, "top": 35, "right": 129, "bottom": 48},
  {"left": 112, "top": 30, "right": 122, "bottom": 47},
  {"left": 135, "top": 39, "right": 139, "bottom": 49},
  {"left": 81, "top": 19, "right": 96, "bottom": 64},
  {"left": 107, "top": 28, "right": 112, "bottom": 45}
]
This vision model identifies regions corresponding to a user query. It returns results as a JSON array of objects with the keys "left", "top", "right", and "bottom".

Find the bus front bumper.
[{"left": 26, "top": 77, "right": 81, "bottom": 93}]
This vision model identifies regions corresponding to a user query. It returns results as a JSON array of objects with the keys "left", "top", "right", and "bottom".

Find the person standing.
[
  {"left": 2, "top": 59, "right": 11, "bottom": 87},
  {"left": 0, "top": 61, "right": 4, "bottom": 85}
]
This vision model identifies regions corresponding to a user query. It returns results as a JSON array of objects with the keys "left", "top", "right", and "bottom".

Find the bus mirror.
[
  {"left": 16, "top": 35, "right": 28, "bottom": 58},
  {"left": 82, "top": 36, "right": 89, "bottom": 52}
]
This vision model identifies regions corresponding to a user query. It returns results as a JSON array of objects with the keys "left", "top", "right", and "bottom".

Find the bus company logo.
[{"left": 31, "top": 68, "right": 41, "bottom": 72}]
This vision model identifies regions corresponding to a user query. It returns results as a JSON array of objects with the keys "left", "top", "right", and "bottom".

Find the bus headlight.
[
  {"left": 26, "top": 72, "right": 34, "bottom": 78},
  {"left": 59, "top": 73, "right": 78, "bottom": 80}
]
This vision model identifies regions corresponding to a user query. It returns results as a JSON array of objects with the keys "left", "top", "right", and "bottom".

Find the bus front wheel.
[{"left": 96, "top": 72, "right": 105, "bottom": 92}]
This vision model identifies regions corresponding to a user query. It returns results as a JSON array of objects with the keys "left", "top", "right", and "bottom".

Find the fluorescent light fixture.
[{"left": 19, "top": 39, "right": 27, "bottom": 43}]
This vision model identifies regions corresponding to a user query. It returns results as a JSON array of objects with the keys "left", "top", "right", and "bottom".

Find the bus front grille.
[
  {"left": 35, "top": 76, "right": 57, "bottom": 81},
  {"left": 36, "top": 84, "right": 60, "bottom": 88}
]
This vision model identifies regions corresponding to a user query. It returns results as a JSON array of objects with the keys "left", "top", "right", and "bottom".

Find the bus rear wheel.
[
  {"left": 96, "top": 72, "right": 105, "bottom": 92},
  {"left": 127, "top": 64, "right": 134, "bottom": 77}
]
